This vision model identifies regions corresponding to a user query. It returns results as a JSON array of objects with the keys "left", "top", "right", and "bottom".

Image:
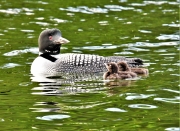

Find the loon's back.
[{"left": 54, "top": 53, "right": 143, "bottom": 73}]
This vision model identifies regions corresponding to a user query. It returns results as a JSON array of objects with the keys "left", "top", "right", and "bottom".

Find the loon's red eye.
[{"left": 49, "top": 36, "right": 52, "bottom": 40}]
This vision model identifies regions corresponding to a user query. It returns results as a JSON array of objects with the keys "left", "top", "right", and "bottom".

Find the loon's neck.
[{"left": 39, "top": 53, "right": 57, "bottom": 62}]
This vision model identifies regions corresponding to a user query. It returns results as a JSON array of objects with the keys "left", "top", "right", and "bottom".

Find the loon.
[
  {"left": 117, "top": 61, "right": 137, "bottom": 78},
  {"left": 117, "top": 61, "right": 148, "bottom": 75},
  {"left": 103, "top": 62, "right": 136, "bottom": 79},
  {"left": 131, "top": 67, "right": 149, "bottom": 75},
  {"left": 103, "top": 62, "right": 121, "bottom": 79},
  {"left": 31, "top": 28, "right": 144, "bottom": 76}
]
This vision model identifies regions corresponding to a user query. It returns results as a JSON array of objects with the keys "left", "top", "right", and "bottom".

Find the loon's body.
[{"left": 31, "top": 28, "right": 144, "bottom": 76}]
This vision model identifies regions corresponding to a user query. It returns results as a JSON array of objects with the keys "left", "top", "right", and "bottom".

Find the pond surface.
[{"left": 0, "top": 0, "right": 179, "bottom": 130}]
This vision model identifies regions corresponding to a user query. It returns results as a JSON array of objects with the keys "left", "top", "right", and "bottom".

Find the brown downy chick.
[
  {"left": 103, "top": 62, "right": 133, "bottom": 80},
  {"left": 103, "top": 62, "right": 121, "bottom": 79},
  {"left": 131, "top": 68, "right": 149, "bottom": 75},
  {"left": 117, "top": 61, "right": 137, "bottom": 78}
]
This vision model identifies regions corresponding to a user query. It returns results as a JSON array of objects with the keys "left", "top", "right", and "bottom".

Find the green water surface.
[{"left": 0, "top": 0, "right": 179, "bottom": 131}]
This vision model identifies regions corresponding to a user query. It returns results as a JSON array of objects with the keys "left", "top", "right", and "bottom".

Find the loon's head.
[{"left": 38, "top": 28, "right": 70, "bottom": 55}]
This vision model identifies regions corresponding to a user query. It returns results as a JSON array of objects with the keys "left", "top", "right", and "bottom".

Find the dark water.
[{"left": 0, "top": 0, "right": 179, "bottom": 130}]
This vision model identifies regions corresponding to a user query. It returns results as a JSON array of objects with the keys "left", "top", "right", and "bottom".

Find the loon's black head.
[{"left": 38, "top": 28, "right": 70, "bottom": 55}]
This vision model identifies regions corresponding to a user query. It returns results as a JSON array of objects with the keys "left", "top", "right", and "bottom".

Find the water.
[{"left": 0, "top": 0, "right": 179, "bottom": 130}]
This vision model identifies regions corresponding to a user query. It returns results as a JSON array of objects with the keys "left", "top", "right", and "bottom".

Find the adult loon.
[{"left": 31, "top": 28, "right": 144, "bottom": 76}]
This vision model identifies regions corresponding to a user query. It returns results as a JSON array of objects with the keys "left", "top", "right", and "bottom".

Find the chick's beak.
[{"left": 54, "top": 37, "right": 70, "bottom": 44}]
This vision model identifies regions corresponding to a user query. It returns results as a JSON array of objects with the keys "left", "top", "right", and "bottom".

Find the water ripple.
[
  {"left": 36, "top": 114, "right": 70, "bottom": 121},
  {"left": 0, "top": 8, "right": 21, "bottom": 14},
  {"left": 98, "top": 21, "right": 109, "bottom": 25},
  {"left": 0, "top": 7, "right": 35, "bottom": 15},
  {"left": 19, "top": 82, "right": 32, "bottom": 86},
  {"left": 162, "top": 89, "right": 180, "bottom": 94},
  {"left": 60, "top": 6, "right": 108, "bottom": 14},
  {"left": 60, "top": 5, "right": 135, "bottom": 14},
  {"left": 128, "top": 104, "right": 157, "bottom": 109},
  {"left": 34, "top": 22, "right": 50, "bottom": 26},
  {"left": 104, "top": 5, "right": 134, "bottom": 11},
  {"left": 3, "top": 47, "right": 38, "bottom": 56},
  {"left": 124, "top": 47, "right": 150, "bottom": 52},
  {"left": 138, "top": 30, "right": 152, "bottom": 33},
  {"left": 20, "top": 29, "right": 34, "bottom": 33},
  {"left": 35, "top": 17, "right": 44, "bottom": 20},
  {"left": 73, "top": 45, "right": 118, "bottom": 50},
  {"left": 165, "top": 127, "right": 180, "bottom": 131},
  {"left": 129, "top": 3, "right": 146, "bottom": 6},
  {"left": 105, "top": 108, "right": 127, "bottom": 112},
  {"left": 163, "top": 23, "right": 180, "bottom": 27},
  {"left": 144, "top": 1, "right": 167, "bottom": 5},
  {"left": 37, "top": 1, "right": 48, "bottom": 4},
  {"left": 0, "top": 63, "right": 20, "bottom": 69},
  {"left": 156, "top": 34, "right": 179, "bottom": 40},
  {"left": 162, "top": 9, "right": 175, "bottom": 13},
  {"left": 121, "top": 41, "right": 178, "bottom": 48},
  {"left": 125, "top": 93, "right": 156, "bottom": 100},
  {"left": 114, "top": 51, "right": 134, "bottom": 55},
  {"left": 130, "top": 1, "right": 179, "bottom": 8},
  {"left": 154, "top": 96, "right": 180, "bottom": 104},
  {"left": 24, "top": 1, "right": 48, "bottom": 5},
  {"left": 50, "top": 18, "right": 69, "bottom": 23},
  {"left": 31, "top": 108, "right": 60, "bottom": 112}
]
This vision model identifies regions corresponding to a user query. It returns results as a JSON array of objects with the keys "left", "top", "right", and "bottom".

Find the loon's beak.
[{"left": 54, "top": 37, "right": 70, "bottom": 44}]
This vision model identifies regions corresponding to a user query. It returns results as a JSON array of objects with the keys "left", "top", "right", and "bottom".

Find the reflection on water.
[
  {"left": 128, "top": 104, "right": 158, "bottom": 109},
  {"left": 154, "top": 97, "right": 180, "bottom": 104},
  {"left": 0, "top": 63, "right": 20, "bottom": 69},
  {"left": 105, "top": 107, "right": 127, "bottom": 112},
  {"left": 165, "top": 127, "right": 180, "bottom": 131},
  {"left": 30, "top": 72, "right": 139, "bottom": 96},
  {"left": 36, "top": 114, "right": 70, "bottom": 121},
  {"left": 125, "top": 93, "right": 156, "bottom": 100}
]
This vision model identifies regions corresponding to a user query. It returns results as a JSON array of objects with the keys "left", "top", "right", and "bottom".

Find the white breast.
[{"left": 31, "top": 56, "right": 56, "bottom": 76}]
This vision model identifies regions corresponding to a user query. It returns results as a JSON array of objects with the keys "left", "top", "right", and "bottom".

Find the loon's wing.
[
  {"left": 105, "top": 56, "right": 143, "bottom": 67},
  {"left": 54, "top": 53, "right": 106, "bottom": 73},
  {"left": 54, "top": 53, "right": 143, "bottom": 73}
]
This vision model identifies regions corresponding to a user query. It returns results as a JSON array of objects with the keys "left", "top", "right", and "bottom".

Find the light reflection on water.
[
  {"left": 128, "top": 104, "right": 157, "bottom": 109},
  {"left": 36, "top": 114, "right": 70, "bottom": 121}
]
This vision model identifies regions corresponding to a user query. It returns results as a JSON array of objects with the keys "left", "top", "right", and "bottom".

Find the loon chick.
[
  {"left": 117, "top": 61, "right": 148, "bottom": 75},
  {"left": 131, "top": 68, "right": 149, "bottom": 75},
  {"left": 103, "top": 62, "right": 134, "bottom": 79},
  {"left": 103, "top": 62, "right": 121, "bottom": 79},
  {"left": 31, "top": 28, "right": 144, "bottom": 76},
  {"left": 117, "top": 61, "right": 137, "bottom": 78}
]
